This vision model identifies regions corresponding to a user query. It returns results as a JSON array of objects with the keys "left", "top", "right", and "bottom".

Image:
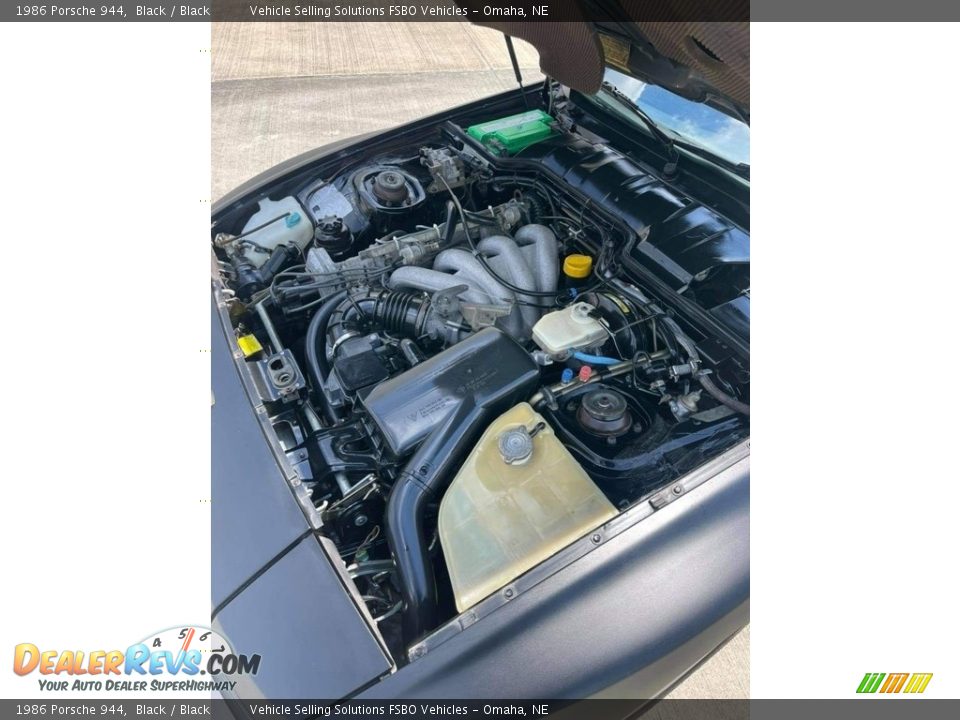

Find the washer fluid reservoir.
[
  {"left": 438, "top": 402, "right": 617, "bottom": 611},
  {"left": 239, "top": 196, "right": 313, "bottom": 267}
]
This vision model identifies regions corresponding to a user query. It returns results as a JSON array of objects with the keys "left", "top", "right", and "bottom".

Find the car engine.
[{"left": 212, "top": 115, "right": 750, "bottom": 659}]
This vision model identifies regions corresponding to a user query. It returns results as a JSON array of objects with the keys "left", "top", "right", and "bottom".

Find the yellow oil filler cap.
[{"left": 563, "top": 254, "right": 593, "bottom": 279}]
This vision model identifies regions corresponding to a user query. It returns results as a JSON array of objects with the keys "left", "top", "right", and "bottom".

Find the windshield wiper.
[
  {"left": 673, "top": 138, "right": 750, "bottom": 180},
  {"left": 601, "top": 81, "right": 680, "bottom": 180},
  {"left": 600, "top": 81, "right": 749, "bottom": 181}
]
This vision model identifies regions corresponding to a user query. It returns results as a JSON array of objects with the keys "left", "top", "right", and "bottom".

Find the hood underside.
[{"left": 461, "top": 3, "right": 749, "bottom": 119}]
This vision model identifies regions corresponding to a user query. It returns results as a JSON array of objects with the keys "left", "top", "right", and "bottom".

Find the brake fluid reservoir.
[
  {"left": 239, "top": 196, "right": 313, "bottom": 267},
  {"left": 532, "top": 302, "right": 607, "bottom": 356},
  {"left": 438, "top": 402, "right": 617, "bottom": 611}
]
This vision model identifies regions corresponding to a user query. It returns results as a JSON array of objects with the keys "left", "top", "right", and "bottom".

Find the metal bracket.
[
  {"left": 460, "top": 301, "right": 512, "bottom": 330},
  {"left": 249, "top": 349, "right": 306, "bottom": 404},
  {"left": 649, "top": 483, "right": 687, "bottom": 510},
  {"left": 431, "top": 284, "right": 468, "bottom": 319}
]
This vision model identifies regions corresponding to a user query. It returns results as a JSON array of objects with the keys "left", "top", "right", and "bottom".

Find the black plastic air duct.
[{"left": 363, "top": 328, "right": 540, "bottom": 643}]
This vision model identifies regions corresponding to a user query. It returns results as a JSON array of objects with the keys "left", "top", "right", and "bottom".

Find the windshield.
[{"left": 603, "top": 68, "right": 750, "bottom": 168}]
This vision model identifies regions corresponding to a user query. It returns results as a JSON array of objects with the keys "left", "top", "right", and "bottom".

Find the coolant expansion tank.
[{"left": 438, "top": 402, "right": 617, "bottom": 611}]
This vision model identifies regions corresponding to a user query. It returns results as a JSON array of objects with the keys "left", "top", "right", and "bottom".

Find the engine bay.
[{"left": 211, "top": 106, "right": 750, "bottom": 661}]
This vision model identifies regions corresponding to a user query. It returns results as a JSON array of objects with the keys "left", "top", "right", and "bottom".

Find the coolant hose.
[
  {"left": 698, "top": 372, "right": 750, "bottom": 416},
  {"left": 305, "top": 290, "right": 348, "bottom": 422}
]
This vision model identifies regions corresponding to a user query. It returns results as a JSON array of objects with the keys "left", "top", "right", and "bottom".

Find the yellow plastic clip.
[{"left": 237, "top": 334, "right": 263, "bottom": 358}]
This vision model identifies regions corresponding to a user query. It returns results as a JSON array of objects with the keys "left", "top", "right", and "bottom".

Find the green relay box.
[{"left": 466, "top": 110, "right": 555, "bottom": 156}]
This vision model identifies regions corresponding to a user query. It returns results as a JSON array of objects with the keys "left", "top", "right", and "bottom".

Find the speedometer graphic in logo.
[{"left": 137, "top": 625, "right": 234, "bottom": 675}]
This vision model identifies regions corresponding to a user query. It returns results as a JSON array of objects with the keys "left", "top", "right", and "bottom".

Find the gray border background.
[{"left": 5, "top": 1, "right": 960, "bottom": 21}]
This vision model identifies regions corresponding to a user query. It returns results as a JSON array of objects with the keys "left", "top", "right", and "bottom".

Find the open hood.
[{"left": 461, "top": 2, "right": 748, "bottom": 119}]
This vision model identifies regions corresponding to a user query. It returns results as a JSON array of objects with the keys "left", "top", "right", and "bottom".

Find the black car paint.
[
  {"left": 361, "top": 444, "right": 748, "bottom": 700},
  {"left": 212, "top": 295, "right": 395, "bottom": 698},
  {"left": 211, "top": 295, "right": 311, "bottom": 611},
  {"left": 211, "top": 84, "right": 749, "bottom": 699},
  {"left": 213, "top": 536, "right": 392, "bottom": 699}
]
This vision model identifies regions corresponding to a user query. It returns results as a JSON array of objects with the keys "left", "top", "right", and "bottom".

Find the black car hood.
[
  {"left": 462, "top": 3, "right": 748, "bottom": 119},
  {"left": 211, "top": 296, "right": 313, "bottom": 609}
]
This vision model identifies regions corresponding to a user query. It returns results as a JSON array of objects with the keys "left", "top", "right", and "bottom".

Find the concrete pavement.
[{"left": 212, "top": 22, "right": 543, "bottom": 199}]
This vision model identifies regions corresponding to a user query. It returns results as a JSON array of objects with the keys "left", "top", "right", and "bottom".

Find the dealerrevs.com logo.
[
  {"left": 12, "top": 626, "right": 260, "bottom": 693},
  {"left": 857, "top": 672, "right": 933, "bottom": 694}
]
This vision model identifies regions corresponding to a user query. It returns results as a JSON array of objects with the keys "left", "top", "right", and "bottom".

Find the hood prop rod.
[{"left": 504, "top": 34, "right": 530, "bottom": 108}]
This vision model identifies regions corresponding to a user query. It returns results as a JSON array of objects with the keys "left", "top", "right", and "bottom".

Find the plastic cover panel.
[{"left": 360, "top": 328, "right": 539, "bottom": 457}]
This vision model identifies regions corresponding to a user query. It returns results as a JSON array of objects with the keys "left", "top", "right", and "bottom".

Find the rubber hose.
[
  {"left": 442, "top": 201, "right": 457, "bottom": 247},
  {"left": 698, "top": 373, "right": 750, "bottom": 416},
  {"left": 305, "top": 290, "right": 348, "bottom": 422}
]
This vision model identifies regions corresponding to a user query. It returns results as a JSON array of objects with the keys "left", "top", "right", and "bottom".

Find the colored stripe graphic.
[
  {"left": 858, "top": 672, "right": 932, "bottom": 694},
  {"left": 856, "top": 673, "right": 885, "bottom": 693},
  {"left": 880, "top": 673, "right": 909, "bottom": 693},
  {"left": 904, "top": 673, "right": 933, "bottom": 694}
]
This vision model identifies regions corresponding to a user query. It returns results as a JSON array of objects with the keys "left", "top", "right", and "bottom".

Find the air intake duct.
[
  {"left": 362, "top": 328, "right": 540, "bottom": 643},
  {"left": 327, "top": 289, "right": 463, "bottom": 348}
]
